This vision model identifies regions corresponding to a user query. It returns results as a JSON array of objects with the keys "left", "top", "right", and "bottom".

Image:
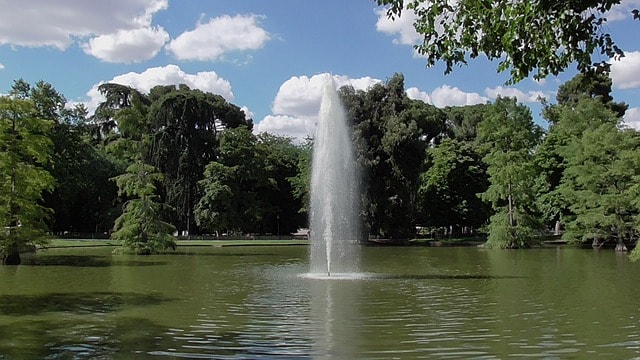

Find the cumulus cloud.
[
  {"left": 84, "top": 64, "right": 233, "bottom": 113},
  {"left": 624, "top": 107, "right": 640, "bottom": 130},
  {"left": 254, "top": 115, "right": 316, "bottom": 142},
  {"left": 82, "top": 26, "right": 169, "bottom": 63},
  {"left": 0, "top": 63, "right": 4, "bottom": 70},
  {"left": 405, "top": 87, "right": 431, "bottom": 103},
  {"left": 167, "top": 14, "right": 270, "bottom": 61},
  {"left": 0, "top": 0, "right": 167, "bottom": 49},
  {"left": 430, "top": 85, "right": 488, "bottom": 107},
  {"left": 240, "top": 106, "right": 255, "bottom": 120},
  {"left": 272, "top": 74, "right": 381, "bottom": 117},
  {"left": 606, "top": 1, "right": 640, "bottom": 22},
  {"left": 258, "top": 73, "right": 381, "bottom": 141},
  {"left": 407, "top": 84, "right": 548, "bottom": 107},
  {"left": 610, "top": 51, "right": 640, "bottom": 89},
  {"left": 374, "top": 7, "right": 421, "bottom": 46},
  {"left": 484, "top": 86, "right": 549, "bottom": 102}
]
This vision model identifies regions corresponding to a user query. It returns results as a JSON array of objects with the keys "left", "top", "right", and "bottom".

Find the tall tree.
[
  {"left": 147, "top": 86, "right": 251, "bottom": 235},
  {"left": 255, "top": 133, "right": 306, "bottom": 235},
  {"left": 558, "top": 122, "right": 640, "bottom": 250},
  {"left": 13, "top": 80, "right": 124, "bottom": 235},
  {"left": 0, "top": 95, "right": 54, "bottom": 264},
  {"left": 478, "top": 97, "right": 542, "bottom": 248},
  {"left": 195, "top": 126, "right": 263, "bottom": 234},
  {"left": 536, "top": 73, "right": 624, "bottom": 234},
  {"left": 111, "top": 161, "right": 176, "bottom": 254},
  {"left": 342, "top": 74, "right": 436, "bottom": 240},
  {"left": 418, "top": 138, "right": 489, "bottom": 234},
  {"left": 377, "top": 0, "right": 638, "bottom": 83},
  {"left": 442, "top": 104, "right": 489, "bottom": 141}
]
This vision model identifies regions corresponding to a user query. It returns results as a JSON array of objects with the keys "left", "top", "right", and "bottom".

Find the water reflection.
[
  {"left": 308, "top": 276, "right": 363, "bottom": 358},
  {"left": 2, "top": 246, "right": 640, "bottom": 358}
]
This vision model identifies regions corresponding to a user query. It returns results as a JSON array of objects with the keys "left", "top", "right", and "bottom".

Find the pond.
[{"left": 1, "top": 245, "right": 639, "bottom": 359}]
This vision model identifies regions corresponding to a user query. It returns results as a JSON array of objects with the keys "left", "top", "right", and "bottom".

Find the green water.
[{"left": 1, "top": 245, "right": 639, "bottom": 359}]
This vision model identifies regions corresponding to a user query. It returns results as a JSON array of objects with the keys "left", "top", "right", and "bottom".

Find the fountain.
[{"left": 308, "top": 75, "right": 361, "bottom": 278}]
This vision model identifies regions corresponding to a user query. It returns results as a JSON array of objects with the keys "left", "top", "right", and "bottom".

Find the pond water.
[{"left": 1, "top": 245, "right": 640, "bottom": 359}]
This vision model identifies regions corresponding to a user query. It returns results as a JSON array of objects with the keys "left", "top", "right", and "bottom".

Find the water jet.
[{"left": 309, "top": 75, "right": 361, "bottom": 277}]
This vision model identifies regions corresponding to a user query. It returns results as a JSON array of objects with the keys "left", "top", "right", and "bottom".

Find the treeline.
[{"left": 1, "top": 72, "right": 639, "bottom": 263}]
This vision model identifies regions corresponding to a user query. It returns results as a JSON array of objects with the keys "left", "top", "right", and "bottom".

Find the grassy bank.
[{"left": 42, "top": 238, "right": 309, "bottom": 249}]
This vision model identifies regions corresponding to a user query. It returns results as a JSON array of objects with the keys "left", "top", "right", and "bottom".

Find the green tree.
[
  {"left": 255, "top": 133, "right": 306, "bottom": 235},
  {"left": 195, "top": 126, "right": 262, "bottom": 234},
  {"left": 341, "top": 74, "right": 441, "bottom": 240},
  {"left": 378, "top": 0, "right": 638, "bottom": 83},
  {"left": 147, "top": 85, "right": 252, "bottom": 235},
  {"left": 111, "top": 161, "right": 176, "bottom": 255},
  {"left": 442, "top": 104, "right": 489, "bottom": 141},
  {"left": 287, "top": 138, "right": 312, "bottom": 216},
  {"left": 559, "top": 123, "right": 640, "bottom": 250},
  {"left": 418, "top": 138, "right": 489, "bottom": 235},
  {"left": 0, "top": 96, "right": 54, "bottom": 264},
  {"left": 13, "top": 80, "right": 123, "bottom": 235},
  {"left": 478, "top": 97, "right": 542, "bottom": 248},
  {"left": 536, "top": 74, "right": 624, "bottom": 235}
]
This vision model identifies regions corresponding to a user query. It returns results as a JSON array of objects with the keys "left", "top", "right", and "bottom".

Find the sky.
[{"left": 1, "top": 0, "right": 639, "bottom": 141}]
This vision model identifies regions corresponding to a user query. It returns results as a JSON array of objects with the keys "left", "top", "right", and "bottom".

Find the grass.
[{"left": 42, "top": 238, "right": 309, "bottom": 249}]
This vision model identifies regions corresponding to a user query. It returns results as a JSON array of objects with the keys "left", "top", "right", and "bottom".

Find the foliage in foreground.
[
  {"left": 111, "top": 162, "right": 176, "bottom": 255},
  {"left": 478, "top": 97, "right": 543, "bottom": 248},
  {"left": 377, "top": 0, "right": 638, "bottom": 84},
  {"left": 0, "top": 95, "right": 54, "bottom": 264}
]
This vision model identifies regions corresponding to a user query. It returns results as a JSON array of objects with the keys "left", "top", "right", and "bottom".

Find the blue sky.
[{"left": 1, "top": 0, "right": 639, "bottom": 140}]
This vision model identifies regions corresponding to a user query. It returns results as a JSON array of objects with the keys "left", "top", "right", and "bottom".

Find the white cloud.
[
  {"left": 84, "top": 64, "right": 234, "bottom": 113},
  {"left": 408, "top": 85, "right": 489, "bottom": 108},
  {"left": 374, "top": 7, "right": 421, "bottom": 46},
  {"left": 484, "top": 86, "right": 549, "bottom": 102},
  {"left": 0, "top": 0, "right": 167, "bottom": 49},
  {"left": 259, "top": 73, "right": 381, "bottom": 141},
  {"left": 624, "top": 107, "right": 640, "bottom": 130},
  {"left": 408, "top": 84, "right": 547, "bottom": 107},
  {"left": 254, "top": 115, "right": 316, "bottom": 142},
  {"left": 81, "top": 26, "right": 169, "bottom": 63},
  {"left": 532, "top": 77, "right": 547, "bottom": 86},
  {"left": 606, "top": 1, "right": 640, "bottom": 22},
  {"left": 166, "top": 14, "right": 270, "bottom": 61},
  {"left": 430, "top": 85, "right": 488, "bottom": 107},
  {"left": 240, "top": 106, "right": 254, "bottom": 120},
  {"left": 610, "top": 51, "right": 640, "bottom": 89},
  {"left": 0, "top": 63, "right": 4, "bottom": 70},
  {"left": 406, "top": 87, "right": 431, "bottom": 103},
  {"left": 272, "top": 74, "right": 380, "bottom": 117}
]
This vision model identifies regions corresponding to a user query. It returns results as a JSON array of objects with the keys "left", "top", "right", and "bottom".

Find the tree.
[
  {"left": 195, "top": 126, "right": 262, "bottom": 234},
  {"left": 536, "top": 74, "right": 624, "bottom": 235},
  {"left": 478, "top": 97, "right": 542, "bottom": 248},
  {"left": 287, "top": 138, "right": 312, "bottom": 216},
  {"left": 13, "top": 80, "right": 124, "bottom": 235},
  {"left": 95, "top": 83, "right": 253, "bottom": 236},
  {"left": 147, "top": 86, "right": 252, "bottom": 235},
  {"left": 377, "top": 0, "right": 638, "bottom": 84},
  {"left": 111, "top": 161, "right": 176, "bottom": 255},
  {"left": 0, "top": 96, "right": 54, "bottom": 264},
  {"left": 418, "top": 138, "right": 489, "bottom": 235},
  {"left": 255, "top": 133, "right": 306, "bottom": 235},
  {"left": 342, "top": 74, "right": 434, "bottom": 239},
  {"left": 442, "top": 104, "right": 489, "bottom": 141},
  {"left": 558, "top": 123, "right": 640, "bottom": 250}
]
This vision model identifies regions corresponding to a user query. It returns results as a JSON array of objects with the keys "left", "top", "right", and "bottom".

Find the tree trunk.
[
  {"left": 507, "top": 183, "right": 514, "bottom": 227},
  {"left": 554, "top": 220, "right": 561, "bottom": 236},
  {"left": 615, "top": 238, "right": 628, "bottom": 252},
  {"left": 1, "top": 251, "right": 21, "bottom": 265}
]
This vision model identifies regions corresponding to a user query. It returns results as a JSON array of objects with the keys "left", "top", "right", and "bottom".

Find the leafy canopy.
[{"left": 377, "top": 0, "right": 638, "bottom": 84}]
